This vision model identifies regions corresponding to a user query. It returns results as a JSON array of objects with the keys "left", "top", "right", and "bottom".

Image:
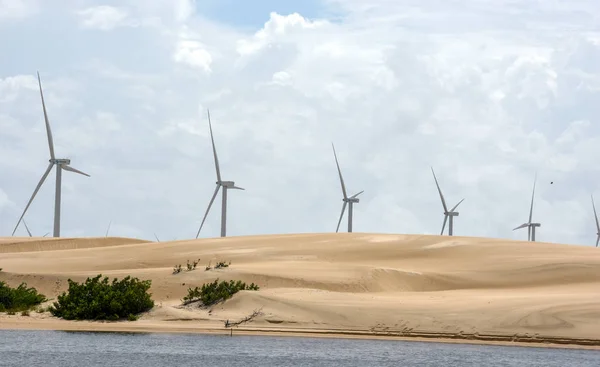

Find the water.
[{"left": 0, "top": 330, "right": 598, "bottom": 366}]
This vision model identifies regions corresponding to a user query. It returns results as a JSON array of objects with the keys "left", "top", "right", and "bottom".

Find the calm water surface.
[{"left": 0, "top": 330, "right": 598, "bottom": 366}]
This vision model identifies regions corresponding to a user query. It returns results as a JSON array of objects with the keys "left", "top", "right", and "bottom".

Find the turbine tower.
[
  {"left": 12, "top": 72, "right": 90, "bottom": 238},
  {"left": 431, "top": 167, "right": 464, "bottom": 236},
  {"left": 332, "top": 143, "right": 364, "bottom": 233},
  {"left": 592, "top": 195, "right": 599, "bottom": 248},
  {"left": 513, "top": 174, "right": 540, "bottom": 241},
  {"left": 196, "top": 110, "right": 244, "bottom": 238}
]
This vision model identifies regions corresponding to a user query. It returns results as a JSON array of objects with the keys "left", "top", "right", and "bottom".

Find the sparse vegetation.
[
  {"left": 182, "top": 279, "right": 259, "bottom": 307},
  {"left": 0, "top": 281, "right": 47, "bottom": 313},
  {"left": 49, "top": 274, "right": 154, "bottom": 321},
  {"left": 173, "top": 259, "right": 201, "bottom": 274},
  {"left": 21, "top": 310, "right": 30, "bottom": 316},
  {"left": 205, "top": 260, "right": 231, "bottom": 271}
]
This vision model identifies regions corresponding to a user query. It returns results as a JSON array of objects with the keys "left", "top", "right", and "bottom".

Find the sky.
[{"left": 1, "top": 0, "right": 600, "bottom": 246}]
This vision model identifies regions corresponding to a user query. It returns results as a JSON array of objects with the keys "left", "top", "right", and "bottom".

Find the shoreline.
[{"left": 1, "top": 318, "right": 599, "bottom": 350}]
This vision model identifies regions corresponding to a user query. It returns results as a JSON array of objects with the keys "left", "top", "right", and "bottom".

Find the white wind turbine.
[
  {"left": 513, "top": 175, "right": 540, "bottom": 241},
  {"left": 196, "top": 110, "right": 244, "bottom": 238},
  {"left": 431, "top": 167, "right": 464, "bottom": 236},
  {"left": 332, "top": 143, "right": 364, "bottom": 233},
  {"left": 12, "top": 72, "right": 90, "bottom": 238},
  {"left": 591, "top": 195, "right": 599, "bottom": 248}
]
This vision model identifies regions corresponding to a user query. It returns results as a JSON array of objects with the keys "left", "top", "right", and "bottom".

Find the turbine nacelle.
[
  {"left": 219, "top": 180, "right": 241, "bottom": 189},
  {"left": 445, "top": 211, "right": 459, "bottom": 217},
  {"left": 51, "top": 158, "right": 71, "bottom": 165}
]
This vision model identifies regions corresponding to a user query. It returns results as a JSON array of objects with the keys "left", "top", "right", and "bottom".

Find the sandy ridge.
[{"left": 1, "top": 233, "right": 599, "bottom": 348}]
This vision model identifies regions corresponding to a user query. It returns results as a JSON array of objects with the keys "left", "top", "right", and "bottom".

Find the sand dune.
[{"left": 1, "top": 233, "right": 599, "bottom": 347}]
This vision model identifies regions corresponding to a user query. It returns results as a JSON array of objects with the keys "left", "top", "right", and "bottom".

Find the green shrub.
[
  {"left": 0, "top": 281, "right": 47, "bottom": 312},
  {"left": 49, "top": 274, "right": 154, "bottom": 321},
  {"left": 127, "top": 313, "right": 138, "bottom": 321},
  {"left": 182, "top": 279, "right": 259, "bottom": 306},
  {"left": 21, "top": 310, "right": 30, "bottom": 316}
]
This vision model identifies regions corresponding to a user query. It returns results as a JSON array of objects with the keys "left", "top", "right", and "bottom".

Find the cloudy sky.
[{"left": 1, "top": 0, "right": 599, "bottom": 246}]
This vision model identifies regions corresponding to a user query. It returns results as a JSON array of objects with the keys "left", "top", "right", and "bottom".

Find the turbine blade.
[
  {"left": 231, "top": 185, "right": 245, "bottom": 190},
  {"left": 596, "top": 235, "right": 599, "bottom": 248},
  {"left": 105, "top": 220, "right": 112, "bottom": 237},
  {"left": 592, "top": 195, "right": 600, "bottom": 233},
  {"left": 440, "top": 215, "right": 448, "bottom": 235},
  {"left": 431, "top": 167, "right": 448, "bottom": 212},
  {"left": 528, "top": 173, "right": 537, "bottom": 223},
  {"left": 196, "top": 185, "right": 220, "bottom": 238},
  {"left": 154, "top": 233, "right": 160, "bottom": 242},
  {"left": 42, "top": 232, "right": 49, "bottom": 237},
  {"left": 23, "top": 220, "right": 33, "bottom": 237},
  {"left": 207, "top": 109, "right": 221, "bottom": 182},
  {"left": 450, "top": 198, "right": 465, "bottom": 212},
  {"left": 332, "top": 143, "right": 348, "bottom": 199},
  {"left": 513, "top": 223, "right": 528, "bottom": 231},
  {"left": 336, "top": 201, "right": 347, "bottom": 233},
  {"left": 61, "top": 164, "right": 90, "bottom": 177},
  {"left": 11, "top": 162, "right": 54, "bottom": 236},
  {"left": 350, "top": 190, "right": 364, "bottom": 199},
  {"left": 37, "top": 72, "right": 55, "bottom": 160}
]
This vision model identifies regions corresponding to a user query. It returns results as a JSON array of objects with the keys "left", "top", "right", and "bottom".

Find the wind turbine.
[
  {"left": 431, "top": 167, "right": 464, "bottom": 236},
  {"left": 332, "top": 143, "right": 364, "bottom": 233},
  {"left": 513, "top": 174, "right": 540, "bottom": 241},
  {"left": 11, "top": 72, "right": 90, "bottom": 238},
  {"left": 23, "top": 220, "right": 49, "bottom": 237},
  {"left": 591, "top": 195, "right": 599, "bottom": 248},
  {"left": 196, "top": 109, "right": 244, "bottom": 238}
]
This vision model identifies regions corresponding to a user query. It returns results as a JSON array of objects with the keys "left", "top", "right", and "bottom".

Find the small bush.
[
  {"left": 35, "top": 307, "right": 45, "bottom": 314},
  {"left": 21, "top": 310, "right": 30, "bottom": 316},
  {"left": 49, "top": 274, "right": 154, "bottom": 321},
  {"left": 127, "top": 313, "right": 138, "bottom": 321},
  {"left": 173, "top": 264, "right": 182, "bottom": 274},
  {"left": 185, "top": 259, "right": 201, "bottom": 272},
  {"left": 215, "top": 261, "right": 230, "bottom": 269},
  {"left": 0, "top": 281, "right": 47, "bottom": 312},
  {"left": 7, "top": 310, "right": 15, "bottom": 315},
  {"left": 182, "top": 279, "right": 259, "bottom": 306}
]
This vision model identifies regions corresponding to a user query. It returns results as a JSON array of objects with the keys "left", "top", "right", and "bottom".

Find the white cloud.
[
  {"left": 0, "top": 75, "right": 37, "bottom": 102},
  {"left": 0, "top": 0, "right": 38, "bottom": 21},
  {"left": 173, "top": 38, "right": 212, "bottom": 72},
  {"left": 1, "top": 1, "right": 600, "bottom": 247},
  {"left": 76, "top": 5, "right": 129, "bottom": 31}
]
